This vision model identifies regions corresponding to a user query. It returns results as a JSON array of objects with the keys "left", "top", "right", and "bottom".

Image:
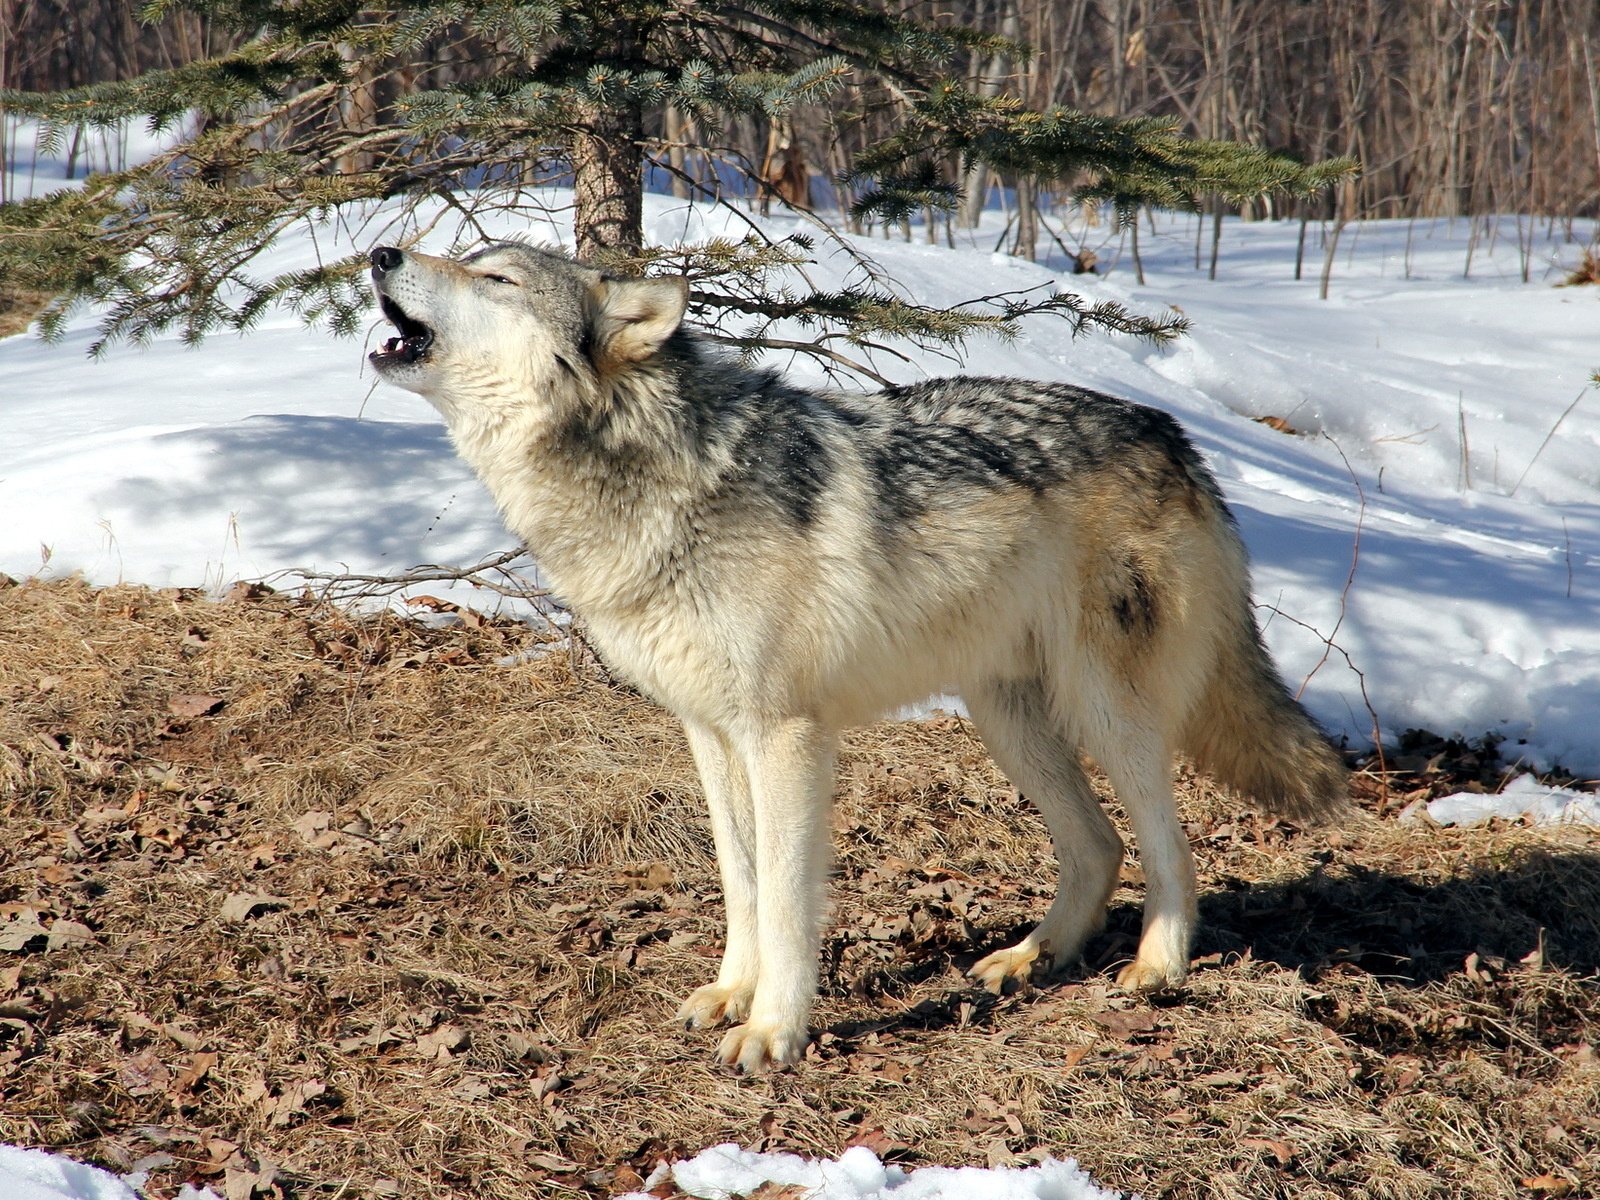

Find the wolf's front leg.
[
  {"left": 716, "top": 717, "right": 836, "bottom": 1072},
  {"left": 677, "top": 721, "right": 760, "bottom": 1030}
]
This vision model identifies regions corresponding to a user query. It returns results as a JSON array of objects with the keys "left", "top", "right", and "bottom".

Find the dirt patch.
[{"left": 1, "top": 578, "right": 1596, "bottom": 1199}]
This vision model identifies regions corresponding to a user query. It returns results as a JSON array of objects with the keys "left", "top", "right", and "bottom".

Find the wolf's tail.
[{"left": 1181, "top": 600, "right": 1350, "bottom": 825}]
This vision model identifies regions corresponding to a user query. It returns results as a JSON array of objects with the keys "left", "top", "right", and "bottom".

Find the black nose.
[{"left": 370, "top": 246, "right": 402, "bottom": 274}]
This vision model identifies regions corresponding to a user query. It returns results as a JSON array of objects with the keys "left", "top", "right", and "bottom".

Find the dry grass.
[
  {"left": 1558, "top": 249, "right": 1600, "bottom": 287},
  {"left": 0, "top": 286, "right": 53, "bottom": 339},
  {"left": 2, "top": 577, "right": 1597, "bottom": 1199}
]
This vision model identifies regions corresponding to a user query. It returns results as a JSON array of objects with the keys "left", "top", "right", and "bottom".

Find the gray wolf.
[{"left": 366, "top": 240, "right": 1348, "bottom": 1071}]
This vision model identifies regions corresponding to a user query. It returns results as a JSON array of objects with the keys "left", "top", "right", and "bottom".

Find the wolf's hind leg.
[
  {"left": 1090, "top": 723, "right": 1195, "bottom": 992},
  {"left": 677, "top": 721, "right": 760, "bottom": 1029},
  {"left": 964, "top": 677, "right": 1123, "bottom": 993}
]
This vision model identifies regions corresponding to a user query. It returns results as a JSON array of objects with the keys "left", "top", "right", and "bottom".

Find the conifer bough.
[{"left": 0, "top": 0, "right": 1354, "bottom": 368}]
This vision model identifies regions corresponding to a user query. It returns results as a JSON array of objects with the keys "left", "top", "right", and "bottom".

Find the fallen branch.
[{"left": 281, "top": 548, "right": 549, "bottom": 605}]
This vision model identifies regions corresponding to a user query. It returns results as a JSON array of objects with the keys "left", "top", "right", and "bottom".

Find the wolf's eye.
[{"left": 481, "top": 273, "right": 518, "bottom": 286}]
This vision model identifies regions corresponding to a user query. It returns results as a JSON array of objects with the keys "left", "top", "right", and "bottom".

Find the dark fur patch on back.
[{"left": 736, "top": 401, "right": 831, "bottom": 527}]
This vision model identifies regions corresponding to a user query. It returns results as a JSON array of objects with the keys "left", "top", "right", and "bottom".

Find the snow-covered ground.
[
  {"left": 3, "top": 117, "right": 1598, "bottom": 1200},
  {"left": 3, "top": 181, "right": 1596, "bottom": 774}
]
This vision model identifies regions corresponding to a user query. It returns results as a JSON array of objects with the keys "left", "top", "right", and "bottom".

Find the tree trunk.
[
  {"left": 570, "top": 16, "right": 647, "bottom": 263},
  {"left": 572, "top": 100, "right": 645, "bottom": 263}
]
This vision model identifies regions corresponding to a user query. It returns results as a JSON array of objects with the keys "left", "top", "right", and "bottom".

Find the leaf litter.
[{"left": 0, "top": 577, "right": 1596, "bottom": 1199}]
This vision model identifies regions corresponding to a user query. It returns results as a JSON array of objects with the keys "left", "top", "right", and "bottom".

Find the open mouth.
[{"left": 373, "top": 294, "right": 434, "bottom": 365}]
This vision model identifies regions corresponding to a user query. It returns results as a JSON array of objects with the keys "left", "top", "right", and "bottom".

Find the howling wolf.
[{"left": 366, "top": 241, "right": 1348, "bottom": 1071}]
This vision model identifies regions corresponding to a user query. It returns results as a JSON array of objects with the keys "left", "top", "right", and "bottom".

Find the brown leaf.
[
  {"left": 172, "top": 1050, "right": 218, "bottom": 1093},
  {"left": 218, "top": 892, "right": 287, "bottom": 922},
  {"left": 118, "top": 1050, "right": 171, "bottom": 1097},
  {"left": 0, "top": 910, "right": 49, "bottom": 952},
  {"left": 45, "top": 918, "right": 94, "bottom": 951},
  {"left": 415, "top": 1024, "right": 469, "bottom": 1060},
  {"left": 845, "top": 1126, "right": 910, "bottom": 1158},
  {"left": 1088, "top": 1008, "right": 1160, "bottom": 1039},
  {"left": 1255, "top": 415, "right": 1299, "bottom": 435},
  {"left": 168, "top": 693, "right": 224, "bottom": 719},
  {"left": 1520, "top": 1174, "right": 1574, "bottom": 1196},
  {"left": 1240, "top": 1136, "right": 1295, "bottom": 1165}
]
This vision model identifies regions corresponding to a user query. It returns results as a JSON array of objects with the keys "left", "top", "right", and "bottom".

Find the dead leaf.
[
  {"left": 845, "top": 1126, "right": 910, "bottom": 1158},
  {"left": 1520, "top": 1174, "right": 1574, "bottom": 1196},
  {"left": 1255, "top": 415, "right": 1299, "bottom": 435},
  {"left": 172, "top": 1051, "right": 218, "bottom": 1093},
  {"left": 45, "top": 918, "right": 93, "bottom": 951},
  {"left": 0, "top": 910, "right": 49, "bottom": 952},
  {"left": 415, "top": 1024, "right": 469, "bottom": 1060},
  {"left": 218, "top": 892, "right": 287, "bottom": 922},
  {"left": 1240, "top": 1136, "right": 1295, "bottom": 1165},
  {"left": 1088, "top": 1008, "right": 1160, "bottom": 1039},
  {"left": 118, "top": 1051, "right": 171, "bottom": 1097},
  {"left": 168, "top": 693, "right": 224, "bottom": 719}
]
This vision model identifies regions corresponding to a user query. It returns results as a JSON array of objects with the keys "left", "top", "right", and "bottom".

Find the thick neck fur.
[{"left": 431, "top": 334, "right": 722, "bottom": 615}]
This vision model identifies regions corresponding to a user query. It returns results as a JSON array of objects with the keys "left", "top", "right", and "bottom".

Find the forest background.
[{"left": 4, "top": 0, "right": 1597, "bottom": 237}]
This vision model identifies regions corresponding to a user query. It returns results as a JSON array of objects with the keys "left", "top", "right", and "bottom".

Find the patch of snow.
[
  {"left": 1421, "top": 773, "right": 1600, "bottom": 827},
  {"left": 627, "top": 1144, "right": 1128, "bottom": 1200},
  {"left": 0, "top": 1145, "right": 219, "bottom": 1200}
]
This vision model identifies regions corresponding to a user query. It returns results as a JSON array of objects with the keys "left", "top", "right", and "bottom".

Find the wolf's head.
[{"left": 367, "top": 242, "right": 690, "bottom": 420}]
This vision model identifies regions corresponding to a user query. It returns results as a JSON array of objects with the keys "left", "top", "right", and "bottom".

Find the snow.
[
  {"left": 0, "top": 1146, "right": 141, "bottom": 1200},
  {"left": 632, "top": 1143, "right": 1126, "bottom": 1200},
  {"left": 1420, "top": 773, "right": 1600, "bottom": 827},
  {"left": 0, "top": 1144, "right": 216, "bottom": 1200}
]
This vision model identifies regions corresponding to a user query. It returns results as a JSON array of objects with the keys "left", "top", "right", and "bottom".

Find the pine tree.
[{"left": 0, "top": 0, "right": 1353, "bottom": 369}]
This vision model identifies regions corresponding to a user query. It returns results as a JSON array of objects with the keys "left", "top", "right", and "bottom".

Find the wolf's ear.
[{"left": 587, "top": 275, "right": 689, "bottom": 369}]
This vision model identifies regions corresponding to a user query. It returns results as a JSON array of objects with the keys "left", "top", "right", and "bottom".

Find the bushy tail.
[{"left": 1182, "top": 606, "right": 1350, "bottom": 825}]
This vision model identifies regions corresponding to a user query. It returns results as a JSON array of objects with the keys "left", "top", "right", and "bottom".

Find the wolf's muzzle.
[{"left": 370, "top": 246, "right": 403, "bottom": 275}]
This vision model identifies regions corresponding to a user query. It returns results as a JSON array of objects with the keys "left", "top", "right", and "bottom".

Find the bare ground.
[{"left": 1, "top": 577, "right": 1596, "bottom": 1199}]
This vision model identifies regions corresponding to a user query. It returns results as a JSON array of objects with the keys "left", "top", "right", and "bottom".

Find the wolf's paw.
[
  {"left": 716, "top": 1019, "right": 809, "bottom": 1072},
  {"left": 968, "top": 944, "right": 1043, "bottom": 994},
  {"left": 676, "top": 982, "right": 754, "bottom": 1030},
  {"left": 1114, "top": 956, "right": 1187, "bottom": 993}
]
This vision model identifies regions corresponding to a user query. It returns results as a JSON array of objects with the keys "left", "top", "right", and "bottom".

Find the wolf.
[{"left": 366, "top": 240, "right": 1348, "bottom": 1071}]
